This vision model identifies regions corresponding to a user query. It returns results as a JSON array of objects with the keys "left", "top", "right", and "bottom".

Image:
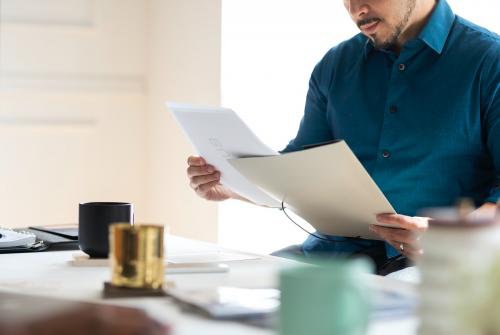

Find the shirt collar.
[
  {"left": 363, "top": 0, "right": 455, "bottom": 59},
  {"left": 418, "top": 0, "right": 455, "bottom": 54},
  {"left": 363, "top": 38, "right": 374, "bottom": 59}
]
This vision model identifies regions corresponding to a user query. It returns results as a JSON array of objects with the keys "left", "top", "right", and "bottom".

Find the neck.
[{"left": 394, "top": 0, "right": 437, "bottom": 53}]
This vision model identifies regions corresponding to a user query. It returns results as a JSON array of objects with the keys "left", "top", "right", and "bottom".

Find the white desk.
[{"left": 0, "top": 235, "right": 418, "bottom": 335}]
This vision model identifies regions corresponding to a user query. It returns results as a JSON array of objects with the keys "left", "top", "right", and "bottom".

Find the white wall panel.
[
  {"left": 1, "top": 0, "right": 94, "bottom": 26},
  {"left": 0, "top": 0, "right": 148, "bottom": 228},
  {"left": 0, "top": 72, "right": 145, "bottom": 92},
  {"left": 146, "top": 0, "right": 221, "bottom": 242},
  {"left": 0, "top": 0, "right": 222, "bottom": 238},
  {"left": 0, "top": 0, "right": 145, "bottom": 77},
  {"left": 0, "top": 91, "right": 148, "bottom": 227}
]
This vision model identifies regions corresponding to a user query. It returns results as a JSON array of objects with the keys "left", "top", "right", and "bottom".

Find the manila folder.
[{"left": 229, "top": 141, "right": 396, "bottom": 240}]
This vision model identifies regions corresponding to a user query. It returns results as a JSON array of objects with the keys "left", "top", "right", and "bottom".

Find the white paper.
[
  {"left": 167, "top": 102, "right": 281, "bottom": 207},
  {"left": 165, "top": 287, "right": 279, "bottom": 319},
  {"left": 167, "top": 251, "right": 259, "bottom": 264},
  {"left": 0, "top": 228, "right": 36, "bottom": 248},
  {"left": 70, "top": 251, "right": 257, "bottom": 267},
  {"left": 229, "top": 141, "right": 396, "bottom": 240}
]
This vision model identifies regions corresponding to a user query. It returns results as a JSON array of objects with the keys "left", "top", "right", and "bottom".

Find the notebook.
[{"left": 0, "top": 228, "right": 37, "bottom": 248}]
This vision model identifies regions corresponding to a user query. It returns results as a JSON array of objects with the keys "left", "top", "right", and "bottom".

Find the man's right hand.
[{"left": 187, "top": 156, "right": 234, "bottom": 201}]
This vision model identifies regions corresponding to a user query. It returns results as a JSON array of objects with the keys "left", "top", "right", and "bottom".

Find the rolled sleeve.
[
  {"left": 483, "top": 44, "right": 500, "bottom": 204},
  {"left": 281, "top": 51, "right": 335, "bottom": 153}
]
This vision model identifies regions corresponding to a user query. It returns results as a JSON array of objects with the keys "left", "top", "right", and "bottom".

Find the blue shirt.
[{"left": 282, "top": 0, "right": 500, "bottom": 258}]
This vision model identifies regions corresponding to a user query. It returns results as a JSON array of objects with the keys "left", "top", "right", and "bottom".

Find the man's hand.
[
  {"left": 371, "top": 202, "right": 499, "bottom": 261},
  {"left": 370, "top": 214, "right": 429, "bottom": 261},
  {"left": 187, "top": 156, "right": 234, "bottom": 201}
]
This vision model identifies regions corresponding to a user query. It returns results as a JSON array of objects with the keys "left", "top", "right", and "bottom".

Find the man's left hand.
[{"left": 370, "top": 214, "right": 429, "bottom": 261}]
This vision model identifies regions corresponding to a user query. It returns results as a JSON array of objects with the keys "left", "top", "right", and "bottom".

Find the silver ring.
[{"left": 399, "top": 243, "right": 404, "bottom": 252}]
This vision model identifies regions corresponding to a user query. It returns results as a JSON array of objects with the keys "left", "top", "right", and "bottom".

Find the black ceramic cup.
[{"left": 78, "top": 202, "right": 134, "bottom": 258}]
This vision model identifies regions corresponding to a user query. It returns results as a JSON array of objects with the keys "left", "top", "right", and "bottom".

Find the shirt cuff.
[{"left": 485, "top": 185, "right": 500, "bottom": 204}]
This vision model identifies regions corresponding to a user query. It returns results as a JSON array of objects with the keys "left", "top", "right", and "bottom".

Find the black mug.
[{"left": 78, "top": 202, "right": 134, "bottom": 258}]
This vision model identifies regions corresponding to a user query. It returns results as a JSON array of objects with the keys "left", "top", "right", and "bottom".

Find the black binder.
[{"left": 0, "top": 226, "right": 79, "bottom": 254}]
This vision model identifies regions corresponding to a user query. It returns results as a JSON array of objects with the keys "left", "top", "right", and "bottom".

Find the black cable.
[
  {"left": 279, "top": 201, "right": 407, "bottom": 272},
  {"left": 279, "top": 201, "right": 370, "bottom": 248}
]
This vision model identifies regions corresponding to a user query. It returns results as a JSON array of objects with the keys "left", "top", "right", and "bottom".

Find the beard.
[{"left": 372, "top": 0, "right": 416, "bottom": 50}]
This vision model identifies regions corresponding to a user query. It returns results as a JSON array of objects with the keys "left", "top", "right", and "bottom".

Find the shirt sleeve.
[
  {"left": 281, "top": 51, "right": 335, "bottom": 153},
  {"left": 483, "top": 43, "right": 500, "bottom": 204}
]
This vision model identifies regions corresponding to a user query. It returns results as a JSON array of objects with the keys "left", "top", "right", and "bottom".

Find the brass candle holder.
[{"left": 104, "top": 223, "right": 165, "bottom": 298}]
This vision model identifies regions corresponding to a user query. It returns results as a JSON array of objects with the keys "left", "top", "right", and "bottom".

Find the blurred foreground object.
[
  {"left": 279, "top": 258, "right": 373, "bottom": 335},
  {"left": 418, "top": 203, "right": 500, "bottom": 335},
  {"left": 109, "top": 224, "right": 164, "bottom": 290},
  {"left": 0, "top": 292, "right": 169, "bottom": 335}
]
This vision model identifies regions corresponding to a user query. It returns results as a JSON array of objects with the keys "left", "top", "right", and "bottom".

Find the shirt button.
[
  {"left": 390, "top": 105, "right": 398, "bottom": 113},
  {"left": 399, "top": 63, "right": 406, "bottom": 71},
  {"left": 382, "top": 150, "right": 391, "bottom": 158}
]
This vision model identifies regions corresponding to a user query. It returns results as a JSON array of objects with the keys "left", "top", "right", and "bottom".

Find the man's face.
[{"left": 343, "top": 0, "right": 417, "bottom": 50}]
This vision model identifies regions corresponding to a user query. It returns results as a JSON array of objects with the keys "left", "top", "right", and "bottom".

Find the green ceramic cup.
[{"left": 279, "top": 258, "right": 373, "bottom": 335}]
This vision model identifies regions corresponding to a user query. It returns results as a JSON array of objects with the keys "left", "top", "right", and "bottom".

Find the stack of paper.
[{"left": 168, "top": 102, "right": 396, "bottom": 240}]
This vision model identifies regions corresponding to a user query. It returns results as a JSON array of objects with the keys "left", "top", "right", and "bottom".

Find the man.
[{"left": 187, "top": 0, "right": 500, "bottom": 273}]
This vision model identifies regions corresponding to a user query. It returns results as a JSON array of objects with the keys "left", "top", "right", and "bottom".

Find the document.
[
  {"left": 168, "top": 251, "right": 258, "bottom": 264},
  {"left": 166, "top": 284, "right": 416, "bottom": 321},
  {"left": 229, "top": 142, "right": 396, "bottom": 240},
  {"left": 167, "top": 102, "right": 396, "bottom": 239},
  {"left": 168, "top": 102, "right": 281, "bottom": 207}
]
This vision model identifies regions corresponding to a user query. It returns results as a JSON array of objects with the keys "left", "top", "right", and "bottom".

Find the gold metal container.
[{"left": 109, "top": 223, "right": 164, "bottom": 289}]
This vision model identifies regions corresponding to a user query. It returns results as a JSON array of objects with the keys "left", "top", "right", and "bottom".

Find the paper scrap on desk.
[
  {"left": 167, "top": 102, "right": 281, "bottom": 208},
  {"left": 70, "top": 251, "right": 258, "bottom": 266},
  {"left": 166, "top": 287, "right": 279, "bottom": 319},
  {"left": 70, "top": 252, "right": 109, "bottom": 267},
  {"left": 167, "top": 251, "right": 259, "bottom": 264}
]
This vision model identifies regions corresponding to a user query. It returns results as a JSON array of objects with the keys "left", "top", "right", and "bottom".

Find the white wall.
[
  {"left": 219, "top": 0, "right": 357, "bottom": 254},
  {"left": 219, "top": 0, "right": 500, "bottom": 254},
  {"left": 2, "top": 0, "right": 495, "bottom": 247},
  {"left": 145, "top": 0, "right": 221, "bottom": 242},
  {"left": 0, "top": 0, "right": 149, "bottom": 227},
  {"left": 0, "top": 0, "right": 222, "bottom": 243}
]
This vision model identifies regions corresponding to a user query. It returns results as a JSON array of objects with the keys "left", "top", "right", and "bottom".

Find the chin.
[
  {"left": 370, "top": 37, "right": 385, "bottom": 48},
  {"left": 371, "top": 34, "right": 396, "bottom": 50}
]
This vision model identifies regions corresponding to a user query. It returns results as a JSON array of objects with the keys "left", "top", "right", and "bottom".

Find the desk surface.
[{"left": 0, "top": 235, "right": 418, "bottom": 335}]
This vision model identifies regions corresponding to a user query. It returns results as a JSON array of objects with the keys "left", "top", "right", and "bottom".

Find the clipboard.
[{"left": 229, "top": 141, "right": 396, "bottom": 240}]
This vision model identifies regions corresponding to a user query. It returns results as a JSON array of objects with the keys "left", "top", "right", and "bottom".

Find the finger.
[
  {"left": 376, "top": 214, "right": 414, "bottom": 228},
  {"left": 370, "top": 225, "right": 419, "bottom": 244},
  {"left": 406, "top": 249, "right": 424, "bottom": 261},
  {"left": 386, "top": 240, "right": 404, "bottom": 254},
  {"left": 386, "top": 239, "right": 423, "bottom": 259},
  {"left": 196, "top": 180, "right": 220, "bottom": 196},
  {"left": 187, "top": 165, "right": 215, "bottom": 178},
  {"left": 187, "top": 156, "right": 206, "bottom": 167},
  {"left": 371, "top": 228, "right": 407, "bottom": 253},
  {"left": 394, "top": 243, "right": 423, "bottom": 261},
  {"left": 387, "top": 241, "right": 410, "bottom": 257},
  {"left": 376, "top": 214, "right": 428, "bottom": 231},
  {"left": 190, "top": 172, "right": 221, "bottom": 189}
]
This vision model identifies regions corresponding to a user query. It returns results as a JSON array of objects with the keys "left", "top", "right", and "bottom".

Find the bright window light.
[{"left": 219, "top": 0, "right": 500, "bottom": 254}]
